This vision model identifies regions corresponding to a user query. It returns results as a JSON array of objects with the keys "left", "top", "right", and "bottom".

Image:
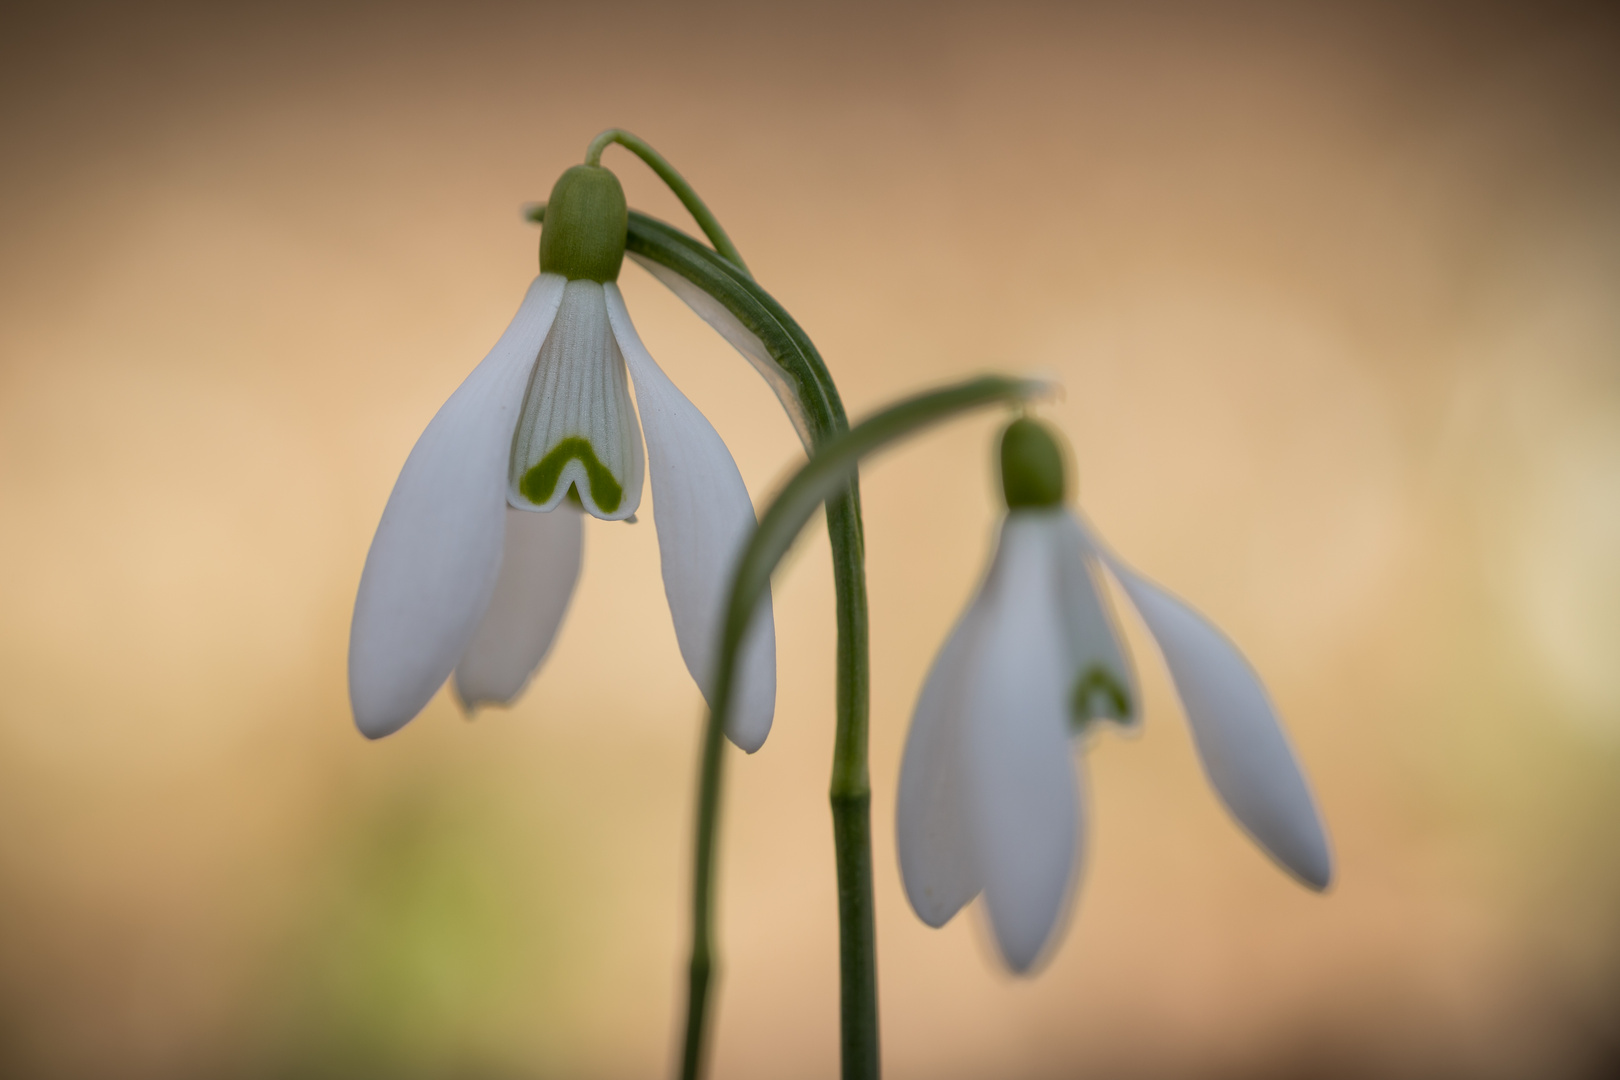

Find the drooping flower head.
[
  {"left": 348, "top": 161, "right": 776, "bottom": 750},
  {"left": 897, "top": 417, "right": 1331, "bottom": 972}
]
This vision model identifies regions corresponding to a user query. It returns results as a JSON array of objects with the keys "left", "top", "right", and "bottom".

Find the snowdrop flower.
[
  {"left": 348, "top": 163, "right": 775, "bottom": 749},
  {"left": 896, "top": 418, "right": 1331, "bottom": 972}
]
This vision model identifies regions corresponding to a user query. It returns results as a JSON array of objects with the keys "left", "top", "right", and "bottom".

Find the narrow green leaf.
[{"left": 714, "top": 375, "right": 1051, "bottom": 717}]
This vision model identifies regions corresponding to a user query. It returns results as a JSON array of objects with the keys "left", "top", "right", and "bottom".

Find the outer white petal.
[
  {"left": 1054, "top": 511, "right": 1140, "bottom": 730},
  {"left": 508, "top": 279, "right": 644, "bottom": 520},
  {"left": 349, "top": 274, "right": 567, "bottom": 739},
  {"left": 628, "top": 252, "right": 814, "bottom": 451},
  {"left": 605, "top": 284, "right": 777, "bottom": 751},
  {"left": 453, "top": 504, "right": 584, "bottom": 711},
  {"left": 1080, "top": 519, "right": 1333, "bottom": 890},
  {"left": 964, "top": 512, "right": 1082, "bottom": 974},
  {"left": 896, "top": 557, "right": 995, "bottom": 929}
]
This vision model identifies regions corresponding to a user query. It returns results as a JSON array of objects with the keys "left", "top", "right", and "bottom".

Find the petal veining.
[
  {"left": 350, "top": 274, "right": 567, "bottom": 739},
  {"left": 453, "top": 504, "right": 584, "bottom": 711},
  {"left": 629, "top": 252, "right": 813, "bottom": 451},
  {"left": 1082, "top": 519, "right": 1333, "bottom": 890},
  {"left": 896, "top": 543, "right": 996, "bottom": 929},
  {"left": 963, "top": 512, "right": 1082, "bottom": 974},
  {"left": 509, "top": 279, "right": 644, "bottom": 520},
  {"left": 606, "top": 284, "right": 777, "bottom": 751},
  {"left": 1055, "top": 511, "right": 1140, "bottom": 731}
]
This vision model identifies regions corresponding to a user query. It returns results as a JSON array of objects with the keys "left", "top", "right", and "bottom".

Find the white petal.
[
  {"left": 964, "top": 512, "right": 1082, "bottom": 974},
  {"left": 605, "top": 284, "right": 777, "bottom": 751},
  {"left": 508, "top": 279, "right": 644, "bottom": 520},
  {"left": 349, "top": 274, "right": 567, "bottom": 739},
  {"left": 629, "top": 252, "right": 814, "bottom": 451},
  {"left": 896, "top": 557, "right": 995, "bottom": 929},
  {"left": 453, "top": 504, "right": 584, "bottom": 711},
  {"left": 1054, "top": 511, "right": 1140, "bottom": 730},
  {"left": 1082, "top": 520, "right": 1333, "bottom": 890}
]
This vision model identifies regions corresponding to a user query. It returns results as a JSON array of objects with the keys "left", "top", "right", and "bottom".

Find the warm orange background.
[{"left": 2, "top": 2, "right": 1617, "bottom": 1077}]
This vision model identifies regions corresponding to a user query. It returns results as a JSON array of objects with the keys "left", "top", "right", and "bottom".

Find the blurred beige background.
[{"left": 2, "top": 1, "right": 1618, "bottom": 1077}]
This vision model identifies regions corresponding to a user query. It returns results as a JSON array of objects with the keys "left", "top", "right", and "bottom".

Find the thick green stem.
[
  {"left": 584, "top": 129, "right": 752, "bottom": 276},
  {"left": 678, "top": 486, "right": 873, "bottom": 1080},
  {"left": 607, "top": 210, "right": 861, "bottom": 1080},
  {"left": 827, "top": 490, "right": 876, "bottom": 1078}
]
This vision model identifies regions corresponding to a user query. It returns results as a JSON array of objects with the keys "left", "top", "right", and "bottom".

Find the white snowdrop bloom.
[
  {"left": 897, "top": 419, "right": 1331, "bottom": 973},
  {"left": 348, "top": 164, "right": 776, "bottom": 750}
]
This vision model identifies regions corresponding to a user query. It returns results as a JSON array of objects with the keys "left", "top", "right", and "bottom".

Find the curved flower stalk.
[
  {"left": 897, "top": 418, "right": 1333, "bottom": 973},
  {"left": 685, "top": 376, "right": 1051, "bottom": 1080},
  {"left": 348, "top": 155, "right": 776, "bottom": 751}
]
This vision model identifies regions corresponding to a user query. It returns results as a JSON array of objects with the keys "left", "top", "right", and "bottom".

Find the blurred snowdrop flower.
[
  {"left": 348, "top": 164, "right": 775, "bottom": 750},
  {"left": 897, "top": 418, "right": 1331, "bottom": 973}
]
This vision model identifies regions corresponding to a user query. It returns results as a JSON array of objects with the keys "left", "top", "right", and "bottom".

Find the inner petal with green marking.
[
  {"left": 508, "top": 278, "right": 644, "bottom": 520},
  {"left": 519, "top": 436, "right": 624, "bottom": 513},
  {"left": 1071, "top": 663, "right": 1133, "bottom": 730}
]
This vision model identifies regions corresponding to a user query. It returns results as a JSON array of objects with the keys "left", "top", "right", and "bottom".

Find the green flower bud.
[
  {"left": 539, "top": 165, "right": 628, "bottom": 282},
  {"left": 999, "top": 417, "right": 1067, "bottom": 509}
]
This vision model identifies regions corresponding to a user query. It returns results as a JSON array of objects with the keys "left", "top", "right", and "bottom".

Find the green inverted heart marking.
[
  {"left": 520, "top": 436, "right": 623, "bottom": 513},
  {"left": 1071, "top": 664, "right": 1131, "bottom": 728}
]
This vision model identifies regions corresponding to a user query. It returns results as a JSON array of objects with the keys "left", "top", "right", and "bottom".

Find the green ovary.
[{"left": 519, "top": 437, "right": 623, "bottom": 513}]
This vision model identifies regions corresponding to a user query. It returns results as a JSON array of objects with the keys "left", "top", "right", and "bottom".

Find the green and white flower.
[
  {"left": 897, "top": 419, "right": 1332, "bottom": 973},
  {"left": 348, "top": 164, "right": 776, "bottom": 750}
]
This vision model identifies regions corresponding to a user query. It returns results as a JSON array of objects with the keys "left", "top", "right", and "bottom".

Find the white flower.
[
  {"left": 348, "top": 165, "right": 775, "bottom": 750},
  {"left": 896, "top": 421, "right": 1331, "bottom": 973}
]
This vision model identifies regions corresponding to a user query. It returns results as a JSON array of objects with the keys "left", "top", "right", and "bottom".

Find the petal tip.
[
  {"left": 352, "top": 706, "right": 410, "bottom": 742},
  {"left": 1003, "top": 953, "right": 1039, "bottom": 977},
  {"left": 450, "top": 673, "right": 495, "bottom": 718},
  {"left": 1250, "top": 817, "right": 1333, "bottom": 893},
  {"left": 349, "top": 667, "right": 436, "bottom": 740},
  {"left": 907, "top": 892, "right": 968, "bottom": 930},
  {"left": 1292, "top": 845, "right": 1334, "bottom": 893},
  {"left": 990, "top": 923, "right": 1049, "bottom": 976},
  {"left": 724, "top": 718, "right": 770, "bottom": 755}
]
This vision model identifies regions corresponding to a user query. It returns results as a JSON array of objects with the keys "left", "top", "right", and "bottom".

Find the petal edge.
[
  {"left": 606, "top": 285, "right": 777, "bottom": 751},
  {"left": 349, "top": 274, "right": 566, "bottom": 738},
  {"left": 1083, "top": 519, "right": 1333, "bottom": 890},
  {"left": 453, "top": 504, "right": 584, "bottom": 711},
  {"left": 896, "top": 554, "right": 995, "bottom": 928},
  {"left": 964, "top": 513, "right": 1082, "bottom": 973}
]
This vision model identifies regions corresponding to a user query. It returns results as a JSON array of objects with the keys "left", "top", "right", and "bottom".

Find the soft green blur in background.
[{"left": 1, "top": 2, "right": 1617, "bottom": 1077}]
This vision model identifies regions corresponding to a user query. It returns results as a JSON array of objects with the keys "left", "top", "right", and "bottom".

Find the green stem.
[
  {"left": 681, "top": 661, "right": 726, "bottom": 1080},
  {"left": 617, "top": 215, "right": 865, "bottom": 1080},
  {"left": 584, "top": 129, "right": 752, "bottom": 276},
  {"left": 684, "top": 376, "right": 1048, "bottom": 1080},
  {"left": 826, "top": 491, "right": 874, "bottom": 1078}
]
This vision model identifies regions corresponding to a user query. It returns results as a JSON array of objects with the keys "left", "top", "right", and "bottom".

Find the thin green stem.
[
  {"left": 684, "top": 376, "right": 1049, "bottom": 1080},
  {"left": 716, "top": 377, "right": 1052, "bottom": 625},
  {"left": 826, "top": 491, "right": 874, "bottom": 1078},
  {"left": 681, "top": 649, "right": 727, "bottom": 1080},
  {"left": 584, "top": 129, "right": 752, "bottom": 276}
]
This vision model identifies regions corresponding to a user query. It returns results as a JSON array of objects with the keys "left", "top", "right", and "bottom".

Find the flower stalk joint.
[
  {"left": 1000, "top": 416, "right": 1067, "bottom": 510},
  {"left": 539, "top": 165, "right": 628, "bottom": 282}
]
